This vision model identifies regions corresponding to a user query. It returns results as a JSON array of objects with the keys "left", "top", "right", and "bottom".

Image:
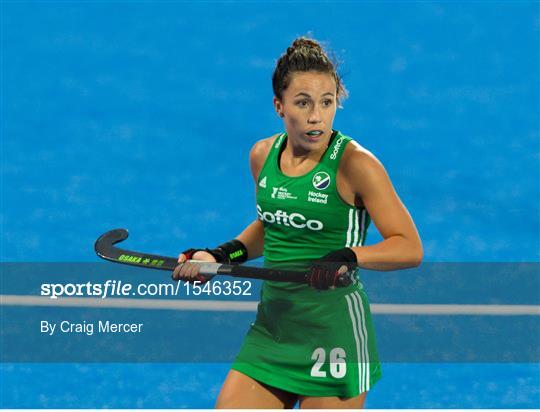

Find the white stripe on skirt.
[
  {"left": 345, "top": 294, "right": 363, "bottom": 393},
  {"left": 345, "top": 291, "right": 370, "bottom": 393},
  {"left": 352, "top": 291, "right": 370, "bottom": 391}
]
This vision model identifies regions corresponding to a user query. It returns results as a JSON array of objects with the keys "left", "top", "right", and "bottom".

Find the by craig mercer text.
[{"left": 40, "top": 279, "right": 252, "bottom": 299}]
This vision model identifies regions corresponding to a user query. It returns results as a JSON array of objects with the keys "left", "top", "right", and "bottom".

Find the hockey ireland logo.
[{"left": 312, "top": 171, "right": 331, "bottom": 190}]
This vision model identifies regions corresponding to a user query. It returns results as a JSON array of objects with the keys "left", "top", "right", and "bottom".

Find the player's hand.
[
  {"left": 308, "top": 248, "right": 358, "bottom": 290},
  {"left": 172, "top": 249, "right": 216, "bottom": 283}
]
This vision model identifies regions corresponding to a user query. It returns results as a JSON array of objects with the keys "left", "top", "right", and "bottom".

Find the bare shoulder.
[
  {"left": 340, "top": 139, "right": 387, "bottom": 179},
  {"left": 249, "top": 134, "right": 281, "bottom": 182},
  {"left": 250, "top": 134, "right": 278, "bottom": 162}
]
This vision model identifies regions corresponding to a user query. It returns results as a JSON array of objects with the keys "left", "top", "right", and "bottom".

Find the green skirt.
[{"left": 232, "top": 281, "right": 382, "bottom": 397}]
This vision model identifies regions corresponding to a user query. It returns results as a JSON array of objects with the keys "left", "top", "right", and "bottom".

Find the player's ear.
[{"left": 273, "top": 96, "right": 284, "bottom": 118}]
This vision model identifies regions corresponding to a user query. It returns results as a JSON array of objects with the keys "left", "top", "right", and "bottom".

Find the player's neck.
[{"left": 284, "top": 140, "right": 328, "bottom": 166}]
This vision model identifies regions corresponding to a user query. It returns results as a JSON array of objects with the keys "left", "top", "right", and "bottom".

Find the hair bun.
[{"left": 287, "top": 37, "right": 323, "bottom": 55}]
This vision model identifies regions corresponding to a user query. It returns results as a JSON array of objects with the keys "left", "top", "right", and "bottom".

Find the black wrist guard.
[{"left": 205, "top": 239, "right": 248, "bottom": 264}]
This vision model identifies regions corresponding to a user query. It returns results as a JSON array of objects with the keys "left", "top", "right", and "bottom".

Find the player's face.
[{"left": 274, "top": 71, "right": 337, "bottom": 153}]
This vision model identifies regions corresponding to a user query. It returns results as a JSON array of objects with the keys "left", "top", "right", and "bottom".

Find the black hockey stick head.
[
  {"left": 94, "top": 228, "right": 178, "bottom": 270},
  {"left": 94, "top": 228, "right": 130, "bottom": 260}
]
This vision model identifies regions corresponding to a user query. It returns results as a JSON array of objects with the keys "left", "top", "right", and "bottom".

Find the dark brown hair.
[{"left": 272, "top": 37, "right": 348, "bottom": 105}]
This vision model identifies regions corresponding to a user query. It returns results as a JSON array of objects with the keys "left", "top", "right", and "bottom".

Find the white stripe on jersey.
[
  {"left": 346, "top": 209, "right": 354, "bottom": 247},
  {"left": 352, "top": 209, "right": 359, "bottom": 246},
  {"left": 357, "top": 209, "right": 366, "bottom": 246},
  {"left": 346, "top": 208, "right": 367, "bottom": 248}
]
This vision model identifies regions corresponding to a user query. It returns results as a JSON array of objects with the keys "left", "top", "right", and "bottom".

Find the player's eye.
[
  {"left": 322, "top": 99, "right": 333, "bottom": 107},
  {"left": 295, "top": 100, "right": 309, "bottom": 107}
]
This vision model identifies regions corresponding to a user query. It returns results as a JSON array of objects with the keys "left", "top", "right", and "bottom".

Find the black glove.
[{"left": 309, "top": 248, "right": 357, "bottom": 290}]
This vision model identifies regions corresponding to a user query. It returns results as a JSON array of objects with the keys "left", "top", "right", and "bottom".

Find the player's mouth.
[{"left": 305, "top": 130, "right": 324, "bottom": 141}]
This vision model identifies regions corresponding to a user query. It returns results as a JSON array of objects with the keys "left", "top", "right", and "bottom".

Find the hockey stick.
[{"left": 94, "top": 228, "right": 352, "bottom": 286}]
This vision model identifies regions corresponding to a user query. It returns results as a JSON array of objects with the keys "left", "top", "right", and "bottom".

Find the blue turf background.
[{"left": 1, "top": 0, "right": 539, "bottom": 408}]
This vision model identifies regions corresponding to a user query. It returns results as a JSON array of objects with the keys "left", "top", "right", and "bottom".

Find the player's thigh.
[
  {"left": 299, "top": 392, "right": 366, "bottom": 409},
  {"left": 216, "top": 369, "right": 298, "bottom": 409}
]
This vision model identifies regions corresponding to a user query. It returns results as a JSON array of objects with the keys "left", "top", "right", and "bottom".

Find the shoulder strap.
[
  {"left": 257, "top": 133, "right": 286, "bottom": 183},
  {"left": 321, "top": 131, "right": 352, "bottom": 170}
]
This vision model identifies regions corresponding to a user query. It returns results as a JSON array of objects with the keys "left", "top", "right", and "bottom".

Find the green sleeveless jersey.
[
  {"left": 256, "top": 130, "right": 371, "bottom": 294},
  {"left": 233, "top": 131, "right": 382, "bottom": 396}
]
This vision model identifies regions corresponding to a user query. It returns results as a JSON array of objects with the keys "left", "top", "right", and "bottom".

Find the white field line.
[
  {"left": 370, "top": 303, "right": 540, "bottom": 316},
  {"left": 0, "top": 295, "right": 257, "bottom": 312},
  {"left": 1, "top": 295, "right": 539, "bottom": 315}
]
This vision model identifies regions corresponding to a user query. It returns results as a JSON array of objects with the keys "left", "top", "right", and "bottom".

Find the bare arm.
[
  {"left": 340, "top": 144, "right": 423, "bottom": 271},
  {"left": 236, "top": 219, "right": 265, "bottom": 260}
]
